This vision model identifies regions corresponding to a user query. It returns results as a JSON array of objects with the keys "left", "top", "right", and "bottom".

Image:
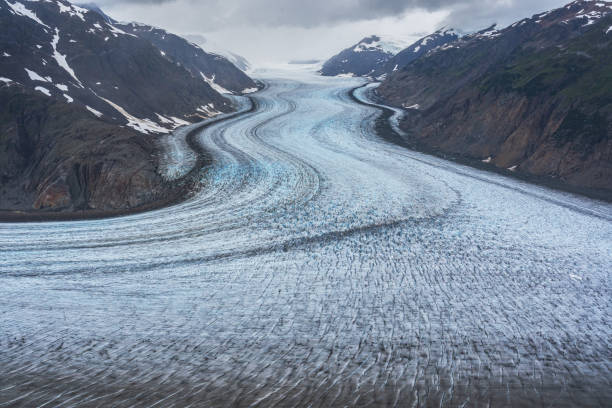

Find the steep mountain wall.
[{"left": 376, "top": 1, "right": 612, "bottom": 197}]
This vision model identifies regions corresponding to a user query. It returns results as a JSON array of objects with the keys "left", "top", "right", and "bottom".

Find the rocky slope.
[
  {"left": 376, "top": 0, "right": 612, "bottom": 197},
  {"left": 0, "top": 82, "right": 167, "bottom": 212},
  {"left": 116, "top": 23, "right": 257, "bottom": 94},
  {"left": 375, "top": 28, "right": 459, "bottom": 77},
  {"left": 0, "top": 0, "right": 256, "bottom": 215},
  {"left": 319, "top": 35, "right": 409, "bottom": 77}
]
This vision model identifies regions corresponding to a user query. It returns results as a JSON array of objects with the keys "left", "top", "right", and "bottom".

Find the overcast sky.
[{"left": 95, "top": 0, "right": 570, "bottom": 66}]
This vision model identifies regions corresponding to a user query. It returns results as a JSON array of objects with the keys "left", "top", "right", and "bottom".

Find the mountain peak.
[
  {"left": 77, "top": 2, "right": 115, "bottom": 24},
  {"left": 352, "top": 35, "right": 410, "bottom": 55}
]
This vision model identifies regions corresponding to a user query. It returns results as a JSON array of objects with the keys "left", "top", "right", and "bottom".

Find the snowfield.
[{"left": 0, "top": 67, "right": 611, "bottom": 407}]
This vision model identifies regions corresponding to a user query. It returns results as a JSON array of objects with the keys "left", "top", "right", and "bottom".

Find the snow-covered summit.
[
  {"left": 320, "top": 34, "right": 413, "bottom": 77},
  {"left": 352, "top": 35, "right": 412, "bottom": 55}
]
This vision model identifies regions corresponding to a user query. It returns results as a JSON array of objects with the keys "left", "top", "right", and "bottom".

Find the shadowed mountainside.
[
  {"left": 0, "top": 84, "right": 167, "bottom": 212},
  {"left": 0, "top": 0, "right": 257, "bottom": 216},
  {"left": 376, "top": 0, "right": 612, "bottom": 197}
]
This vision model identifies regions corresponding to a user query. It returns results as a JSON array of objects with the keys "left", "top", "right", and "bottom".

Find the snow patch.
[
  {"left": 241, "top": 87, "right": 258, "bottom": 94},
  {"left": 34, "top": 86, "right": 51, "bottom": 96},
  {"left": 508, "top": 165, "right": 518, "bottom": 172},
  {"left": 201, "top": 72, "right": 232, "bottom": 94},
  {"left": 478, "top": 29, "right": 501, "bottom": 39},
  {"left": 5, "top": 1, "right": 50, "bottom": 28},
  {"left": 25, "top": 68, "right": 50, "bottom": 82},
  {"left": 57, "top": 2, "right": 86, "bottom": 21},
  {"left": 86, "top": 105, "right": 103, "bottom": 117},
  {"left": 55, "top": 83, "right": 68, "bottom": 91},
  {"left": 565, "top": 6, "right": 609, "bottom": 27},
  {"left": 196, "top": 103, "right": 221, "bottom": 117},
  {"left": 107, "top": 24, "right": 137, "bottom": 37},
  {"left": 482, "top": 157, "right": 492, "bottom": 163},
  {"left": 403, "top": 103, "right": 421, "bottom": 110},
  {"left": 3, "top": 52, "right": 10, "bottom": 57},
  {"left": 51, "top": 29, "right": 83, "bottom": 87},
  {"left": 63, "top": 93, "right": 73, "bottom": 103},
  {"left": 99, "top": 97, "right": 170, "bottom": 134},
  {"left": 0, "top": 77, "right": 13, "bottom": 83},
  {"left": 155, "top": 113, "right": 174, "bottom": 124},
  {"left": 169, "top": 116, "right": 190, "bottom": 127},
  {"left": 535, "top": 10, "right": 552, "bottom": 23}
]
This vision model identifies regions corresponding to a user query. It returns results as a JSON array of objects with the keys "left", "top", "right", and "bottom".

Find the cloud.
[
  {"left": 93, "top": 0, "right": 566, "bottom": 29},
  {"left": 93, "top": 0, "right": 569, "bottom": 64}
]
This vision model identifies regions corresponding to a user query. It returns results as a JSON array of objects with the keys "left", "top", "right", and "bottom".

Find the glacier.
[{"left": 0, "top": 67, "right": 610, "bottom": 407}]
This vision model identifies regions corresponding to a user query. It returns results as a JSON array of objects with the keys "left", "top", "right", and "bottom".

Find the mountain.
[
  {"left": 0, "top": 0, "right": 256, "bottom": 214},
  {"left": 0, "top": 0, "right": 235, "bottom": 133},
  {"left": 116, "top": 24, "right": 257, "bottom": 94},
  {"left": 319, "top": 35, "right": 410, "bottom": 77},
  {"left": 183, "top": 34, "right": 251, "bottom": 72},
  {"left": 375, "top": 28, "right": 459, "bottom": 77},
  {"left": 375, "top": 0, "right": 612, "bottom": 198}
]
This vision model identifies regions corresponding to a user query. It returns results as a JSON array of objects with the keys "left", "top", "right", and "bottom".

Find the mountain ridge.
[
  {"left": 0, "top": 0, "right": 258, "bottom": 214},
  {"left": 375, "top": 0, "right": 612, "bottom": 196},
  {"left": 319, "top": 35, "right": 412, "bottom": 77}
]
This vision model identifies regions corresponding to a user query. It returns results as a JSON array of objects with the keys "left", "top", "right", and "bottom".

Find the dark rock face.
[
  {"left": 376, "top": 0, "right": 612, "bottom": 195},
  {"left": 320, "top": 35, "right": 400, "bottom": 77},
  {"left": 0, "top": 83, "right": 166, "bottom": 212},
  {"left": 116, "top": 23, "right": 257, "bottom": 94}
]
